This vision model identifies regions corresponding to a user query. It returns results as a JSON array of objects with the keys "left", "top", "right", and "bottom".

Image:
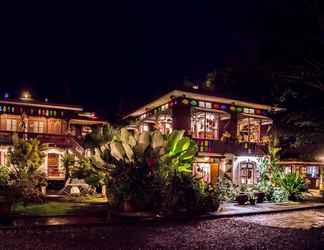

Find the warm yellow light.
[{"left": 20, "top": 91, "right": 32, "bottom": 100}]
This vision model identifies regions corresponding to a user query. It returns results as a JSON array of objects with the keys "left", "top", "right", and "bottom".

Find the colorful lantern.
[
  {"left": 213, "top": 103, "right": 219, "bottom": 109},
  {"left": 190, "top": 100, "right": 198, "bottom": 106},
  {"left": 182, "top": 99, "right": 189, "bottom": 105}
]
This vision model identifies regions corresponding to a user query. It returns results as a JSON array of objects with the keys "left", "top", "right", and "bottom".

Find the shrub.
[
  {"left": 162, "top": 172, "right": 219, "bottom": 214},
  {"left": 218, "top": 177, "right": 238, "bottom": 201},
  {"left": 278, "top": 172, "right": 306, "bottom": 201},
  {"left": 271, "top": 187, "right": 289, "bottom": 202},
  {"left": 5, "top": 138, "right": 47, "bottom": 204}
]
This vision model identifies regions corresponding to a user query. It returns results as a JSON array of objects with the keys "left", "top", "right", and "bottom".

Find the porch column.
[
  {"left": 172, "top": 97, "right": 191, "bottom": 134},
  {"left": 320, "top": 167, "right": 323, "bottom": 190},
  {"left": 227, "top": 113, "right": 238, "bottom": 142}
]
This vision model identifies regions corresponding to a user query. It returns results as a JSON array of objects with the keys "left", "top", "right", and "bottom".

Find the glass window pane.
[{"left": 191, "top": 110, "right": 218, "bottom": 139}]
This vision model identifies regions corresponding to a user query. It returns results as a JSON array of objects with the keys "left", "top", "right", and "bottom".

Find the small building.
[
  {"left": 279, "top": 145, "right": 324, "bottom": 190},
  {"left": 0, "top": 94, "right": 106, "bottom": 182},
  {"left": 124, "top": 89, "right": 282, "bottom": 186}
]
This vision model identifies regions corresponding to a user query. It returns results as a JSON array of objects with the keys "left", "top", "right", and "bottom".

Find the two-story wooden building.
[
  {"left": 125, "top": 89, "right": 282, "bottom": 186},
  {"left": 0, "top": 94, "right": 105, "bottom": 181}
]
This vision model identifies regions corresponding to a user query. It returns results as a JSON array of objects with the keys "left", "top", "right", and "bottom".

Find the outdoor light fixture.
[
  {"left": 4, "top": 92, "right": 9, "bottom": 99},
  {"left": 20, "top": 91, "right": 32, "bottom": 101}
]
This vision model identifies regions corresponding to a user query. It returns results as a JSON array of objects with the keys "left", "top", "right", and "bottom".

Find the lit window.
[
  {"left": 158, "top": 114, "right": 173, "bottom": 134},
  {"left": 193, "top": 163, "right": 211, "bottom": 183},
  {"left": 140, "top": 123, "right": 150, "bottom": 132},
  {"left": 284, "top": 166, "right": 292, "bottom": 174},
  {"left": 240, "top": 161, "right": 258, "bottom": 185},
  {"left": 30, "top": 121, "right": 44, "bottom": 133},
  {"left": 191, "top": 110, "right": 219, "bottom": 139},
  {"left": 307, "top": 166, "right": 319, "bottom": 178},
  {"left": 237, "top": 117, "right": 261, "bottom": 143},
  {"left": 6, "top": 119, "right": 17, "bottom": 131}
]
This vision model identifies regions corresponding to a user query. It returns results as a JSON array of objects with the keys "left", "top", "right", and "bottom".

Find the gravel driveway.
[{"left": 0, "top": 210, "right": 323, "bottom": 249}]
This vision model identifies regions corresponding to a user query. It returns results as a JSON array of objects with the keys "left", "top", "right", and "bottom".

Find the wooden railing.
[
  {"left": 0, "top": 130, "right": 85, "bottom": 157},
  {"left": 194, "top": 138, "right": 267, "bottom": 156}
]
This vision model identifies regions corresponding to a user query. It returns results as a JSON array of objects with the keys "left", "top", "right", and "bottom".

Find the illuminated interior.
[
  {"left": 239, "top": 161, "right": 259, "bottom": 185},
  {"left": 191, "top": 110, "right": 219, "bottom": 139},
  {"left": 237, "top": 117, "right": 261, "bottom": 143},
  {"left": 157, "top": 114, "right": 173, "bottom": 134},
  {"left": 193, "top": 162, "right": 211, "bottom": 183}
]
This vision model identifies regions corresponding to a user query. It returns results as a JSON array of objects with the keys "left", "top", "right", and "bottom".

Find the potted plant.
[
  {"left": 248, "top": 192, "right": 256, "bottom": 205},
  {"left": 236, "top": 193, "right": 248, "bottom": 205},
  {"left": 255, "top": 191, "right": 265, "bottom": 203}
]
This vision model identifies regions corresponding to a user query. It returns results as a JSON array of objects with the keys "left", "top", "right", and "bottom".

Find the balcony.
[
  {"left": 0, "top": 130, "right": 70, "bottom": 147},
  {"left": 194, "top": 138, "right": 267, "bottom": 156}
]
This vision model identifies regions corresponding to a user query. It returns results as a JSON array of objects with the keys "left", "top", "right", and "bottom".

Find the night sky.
[{"left": 0, "top": 1, "right": 322, "bottom": 122}]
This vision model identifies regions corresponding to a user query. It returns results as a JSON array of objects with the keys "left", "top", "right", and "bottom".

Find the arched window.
[{"left": 239, "top": 161, "right": 258, "bottom": 185}]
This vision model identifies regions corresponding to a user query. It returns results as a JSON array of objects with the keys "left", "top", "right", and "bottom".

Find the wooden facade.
[
  {"left": 125, "top": 90, "right": 280, "bottom": 186},
  {"left": 0, "top": 98, "right": 106, "bottom": 180}
]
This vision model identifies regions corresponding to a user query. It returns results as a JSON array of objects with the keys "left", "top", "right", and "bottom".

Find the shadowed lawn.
[{"left": 13, "top": 200, "right": 108, "bottom": 217}]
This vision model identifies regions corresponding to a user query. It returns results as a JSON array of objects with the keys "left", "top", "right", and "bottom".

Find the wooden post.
[
  {"left": 172, "top": 97, "right": 191, "bottom": 134},
  {"left": 227, "top": 113, "right": 238, "bottom": 142}
]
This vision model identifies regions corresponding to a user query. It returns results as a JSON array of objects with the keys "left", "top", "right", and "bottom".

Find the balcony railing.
[
  {"left": 0, "top": 130, "right": 68, "bottom": 146},
  {"left": 194, "top": 138, "right": 267, "bottom": 156},
  {"left": 0, "top": 130, "right": 85, "bottom": 156}
]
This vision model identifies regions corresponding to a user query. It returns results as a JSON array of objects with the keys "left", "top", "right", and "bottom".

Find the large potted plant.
[
  {"left": 255, "top": 191, "right": 265, "bottom": 203},
  {"left": 236, "top": 193, "right": 248, "bottom": 205}
]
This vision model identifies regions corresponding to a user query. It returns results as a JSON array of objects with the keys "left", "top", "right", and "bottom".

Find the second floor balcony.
[{"left": 194, "top": 138, "right": 267, "bottom": 156}]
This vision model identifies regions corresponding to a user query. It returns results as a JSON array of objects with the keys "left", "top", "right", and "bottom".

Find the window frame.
[{"left": 191, "top": 108, "right": 219, "bottom": 140}]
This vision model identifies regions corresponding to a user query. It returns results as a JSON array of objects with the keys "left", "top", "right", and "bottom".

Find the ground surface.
[
  {"left": 1, "top": 209, "right": 324, "bottom": 249},
  {"left": 13, "top": 196, "right": 107, "bottom": 216}
]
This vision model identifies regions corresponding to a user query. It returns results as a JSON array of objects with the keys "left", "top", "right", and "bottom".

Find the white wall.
[{"left": 232, "top": 156, "right": 262, "bottom": 185}]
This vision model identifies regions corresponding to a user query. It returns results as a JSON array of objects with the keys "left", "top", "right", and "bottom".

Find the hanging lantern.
[
  {"left": 213, "top": 103, "right": 219, "bottom": 109},
  {"left": 230, "top": 106, "right": 236, "bottom": 111},
  {"left": 236, "top": 107, "right": 242, "bottom": 112},
  {"left": 220, "top": 105, "right": 227, "bottom": 110},
  {"left": 190, "top": 100, "right": 198, "bottom": 106},
  {"left": 182, "top": 99, "right": 189, "bottom": 105}
]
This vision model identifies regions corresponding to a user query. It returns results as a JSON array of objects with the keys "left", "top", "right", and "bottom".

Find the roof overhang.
[
  {"left": 279, "top": 160, "right": 324, "bottom": 166},
  {"left": 0, "top": 100, "right": 83, "bottom": 112},
  {"left": 70, "top": 119, "right": 106, "bottom": 126},
  {"left": 124, "top": 90, "right": 284, "bottom": 118}
]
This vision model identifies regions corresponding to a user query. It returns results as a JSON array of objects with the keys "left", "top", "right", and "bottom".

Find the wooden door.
[
  {"left": 210, "top": 163, "right": 219, "bottom": 186},
  {"left": 47, "top": 153, "right": 60, "bottom": 177}
]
